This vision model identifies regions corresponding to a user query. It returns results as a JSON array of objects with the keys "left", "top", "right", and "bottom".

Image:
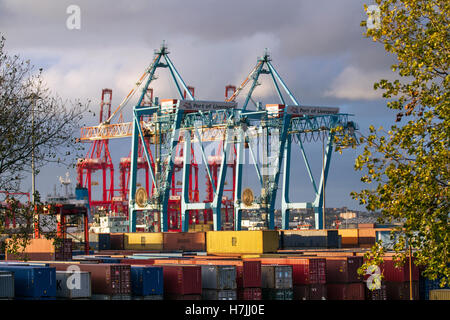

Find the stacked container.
[
  {"left": 110, "top": 233, "right": 125, "bottom": 250},
  {"left": 325, "top": 257, "right": 365, "bottom": 300},
  {"left": 98, "top": 234, "right": 111, "bottom": 250},
  {"left": 0, "top": 265, "right": 56, "bottom": 299},
  {"left": 280, "top": 230, "right": 340, "bottom": 249},
  {"left": 382, "top": 257, "right": 419, "bottom": 300},
  {"left": 130, "top": 266, "right": 163, "bottom": 299},
  {"left": 159, "top": 264, "right": 202, "bottom": 300},
  {"left": 201, "top": 265, "right": 236, "bottom": 300},
  {"left": 194, "top": 259, "right": 262, "bottom": 300},
  {"left": 163, "top": 232, "right": 206, "bottom": 252},
  {"left": 287, "top": 258, "right": 327, "bottom": 300},
  {"left": 55, "top": 271, "right": 91, "bottom": 299},
  {"left": 0, "top": 271, "right": 14, "bottom": 299},
  {"left": 49, "top": 263, "right": 131, "bottom": 298},
  {"left": 261, "top": 265, "right": 293, "bottom": 300},
  {"left": 54, "top": 239, "right": 73, "bottom": 261}
]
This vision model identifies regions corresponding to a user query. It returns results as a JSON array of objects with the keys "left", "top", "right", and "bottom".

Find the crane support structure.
[{"left": 126, "top": 44, "right": 358, "bottom": 232}]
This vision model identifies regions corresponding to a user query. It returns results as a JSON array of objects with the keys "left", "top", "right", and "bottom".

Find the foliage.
[
  {"left": 0, "top": 193, "right": 58, "bottom": 261},
  {"left": 0, "top": 35, "right": 89, "bottom": 191},
  {"left": 342, "top": 0, "right": 449, "bottom": 287}
]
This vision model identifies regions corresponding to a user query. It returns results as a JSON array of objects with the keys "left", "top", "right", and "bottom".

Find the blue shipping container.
[
  {"left": 130, "top": 266, "right": 163, "bottom": 296},
  {"left": 98, "top": 234, "right": 111, "bottom": 250},
  {"left": 0, "top": 266, "right": 56, "bottom": 298}
]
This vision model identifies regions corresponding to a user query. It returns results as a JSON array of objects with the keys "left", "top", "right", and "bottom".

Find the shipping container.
[
  {"left": 193, "top": 259, "right": 261, "bottom": 288},
  {"left": 55, "top": 271, "right": 91, "bottom": 299},
  {"left": 365, "top": 284, "right": 387, "bottom": 300},
  {"left": 98, "top": 233, "right": 111, "bottom": 251},
  {"left": 132, "top": 295, "right": 164, "bottom": 300},
  {"left": 358, "top": 223, "right": 375, "bottom": 229},
  {"left": 385, "top": 281, "right": 419, "bottom": 300},
  {"left": 293, "top": 284, "right": 327, "bottom": 300},
  {"left": 110, "top": 233, "right": 125, "bottom": 250},
  {"left": 49, "top": 263, "right": 129, "bottom": 295},
  {"left": 429, "top": 289, "right": 450, "bottom": 300},
  {"left": 337, "top": 229, "right": 359, "bottom": 247},
  {"left": 160, "top": 264, "right": 202, "bottom": 295},
  {"left": 124, "top": 233, "right": 164, "bottom": 251},
  {"left": 91, "top": 294, "right": 132, "bottom": 300},
  {"left": 206, "top": 231, "right": 279, "bottom": 254},
  {"left": 327, "top": 283, "right": 365, "bottom": 300},
  {"left": 325, "top": 257, "right": 363, "bottom": 283},
  {"left": 358, "top": 228, "right": 376, "bottom": 245},
  {"left": 261, "top": 265, "right": 293, "bottom": 289},
  {"left": 201, "top": 265, "right": 236, "bottom": 290},
  {"left": 280, "top": 230, "right": 339, "bottom": 249},
  {"left": 0, "top": 265, "right": 56, "bottom": 298},
  {"left": 237, "top": 288, "right": 262, "bottom": 300},
  {"left": 0, "top": 271, "right": 14, "bottom": 298},
  {"left": 419, "top": 275, "right": 450, "bottom": 300},
  {"left": 165, "top": 294, "right": 202, "bottom": 300},
  {"left": 202, "top": 289, "right": 237, "bottom": 300},
  {"left": 285, "top": 258, "right": 326, "bottom": 285},
  {"left": 163, "top": 232, "right": 206, "bottom": 252},
  {"left": 381, "top": 257, "right": 419, "bottom": 282},
  {"left": 130, "top": 266, "right": 163, "bottom": 296},
  {"left": 262, "top": 288, "right": 293, "bottom": 300}
]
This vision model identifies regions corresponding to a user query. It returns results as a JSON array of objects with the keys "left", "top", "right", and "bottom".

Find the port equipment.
[
  {"left": 226, "top": 51, "right": 358, "bottom": 230},
  {"left": 125, "top": 45, "right": 357, "bottom": 232},
  {"left": 77, "top": 89, "right": 117, "bottom": 214}
]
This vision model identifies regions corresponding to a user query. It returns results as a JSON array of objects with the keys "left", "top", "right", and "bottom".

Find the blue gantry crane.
[{"left": 127, "top": 44, "right": 358, "bottom": 232}]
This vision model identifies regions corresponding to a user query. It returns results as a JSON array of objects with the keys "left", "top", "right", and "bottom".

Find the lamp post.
[{"left": 30, "top": 93, "right": 40, "bottom": 238}]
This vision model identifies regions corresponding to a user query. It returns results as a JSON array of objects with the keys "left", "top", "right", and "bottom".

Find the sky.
[{"left": 0, "top": 0, "right": 399, "bottom": 211}]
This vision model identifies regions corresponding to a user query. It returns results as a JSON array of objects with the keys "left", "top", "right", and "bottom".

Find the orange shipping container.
[
  {"left": 163, "top": 232, "right": 206, "bottom": 252},
  {"left": 5, "top": 238, "right": 56, "bottom": 261},
  {"left": 358, "top": 228, "right": 376, "bottom": 245}
]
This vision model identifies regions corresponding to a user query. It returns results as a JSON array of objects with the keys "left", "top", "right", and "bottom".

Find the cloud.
[{"left": 324, "top": 65, "right": 393, "bottom": 100}]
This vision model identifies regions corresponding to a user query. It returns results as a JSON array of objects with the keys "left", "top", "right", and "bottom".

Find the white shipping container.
[{"left": 56, "top": 271, "right": 91, "bottom": 299}]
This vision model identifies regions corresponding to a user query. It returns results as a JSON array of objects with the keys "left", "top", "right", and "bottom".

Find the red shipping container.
[
  {"left": 120, "top": 258, "right": 156, "bottom": 265},
  {"left": 385, "top": 281, "right": 419, "bottom": 300},
  {"left": 285, "top": 258, "right": 326, "bottom": 285},
  {"left": 381, "top": 257, "right": 419, "bottom": 282},
  {"left": 327, "top": 283, "right": 365, "bottom": 300},
  {"left": 293, "top": 284, "right": 327, "bottom": 300},
  {"left": 237, "top": 288, "right": 262, "bottom": 300},
  {"left": 165, "top": 294, "right": 202, "bottom": 300},
  {"left": 160, "top": 264, "right": 202, "bottom": 295},
  {"left": 365, "top": 284, "right": 387, "bottom": 300},
  {"left": 326, "top": 257, "right": 363, "bottom": 283}
]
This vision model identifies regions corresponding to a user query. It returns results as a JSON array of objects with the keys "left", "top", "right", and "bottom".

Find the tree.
[
  {"left": 0, "top": 35, "right": 89, "bottom": 192},
  {"left": 0, "top": 35, "right": 90, "bottom": 258},
  {"left": 347, "top": 0, "right": 449, "bottom": 287}
]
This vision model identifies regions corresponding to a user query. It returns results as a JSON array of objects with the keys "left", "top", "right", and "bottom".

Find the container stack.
[
  {"left": 325, "top": 257, "right": 365, "bottom": 300},
  {"left": 49, "top": 263, "right": 131, "bottom": 300},
  {"left": 280, "top": 230, "right": 340, "bottom": 249},
  {"left": 289, "top": 258, "right": 327, "bottom": 300},
  {"left": 98, "top": 233, "right": 111, "bottom": 250},
  {"left": 382, "top": 257, "right": 420, "bottom": 300},
  {"left": 55, "top": 271, "right": 91, "bottom": 299},
  {"left": 55, "top": 239, "right": 73, "bottom": 261},
  {"left": 130, "top": 266, "right": 163, "bottom": 300},
  {"left": 201, "top": 265, "right": 237, "bottom": 300},
  {"left": 261, "top": 265, "right": 293, "bottom": 300},
  {"left": 160, "top": 264, "right": 202, "bottom": 300},
  {"left": 0, "top": 265, "right": 56, "bottom": 300},
  {"left": 0, "top": 271, "right": 14, "bottom": 299}
]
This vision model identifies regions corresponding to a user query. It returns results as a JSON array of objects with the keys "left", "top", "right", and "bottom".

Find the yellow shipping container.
[
  {"left": 429, "top": 289, "right": 450, "bottom": 300},
  {"left": 338, "top": 229, "right": 359, "bottom": 245},
  {"left": 123, "top": 232, "right": 163, "bottom": 250},
  {"left": 206, "top": 230, "right": 279, "bottom": 254}
]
